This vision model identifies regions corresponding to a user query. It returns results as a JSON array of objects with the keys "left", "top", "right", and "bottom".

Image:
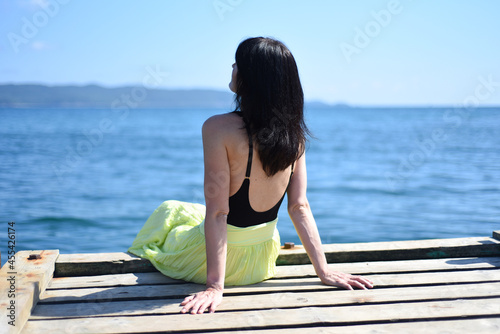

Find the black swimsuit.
[{"left": 227, "top": 125, "right": 294, "bottom": 228}]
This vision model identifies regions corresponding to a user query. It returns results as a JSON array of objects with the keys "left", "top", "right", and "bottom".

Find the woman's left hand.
[
  {"left": 180, "top": 287, "right": 223, "bottom": 314},
  {"left": 319, "top": 270, "right": 374, "bottom": 290}
]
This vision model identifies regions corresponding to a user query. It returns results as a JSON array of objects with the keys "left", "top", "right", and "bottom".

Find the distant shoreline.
[
  {"left": 1, "top": 84, "right": 499, "bottom": 109},
  {"left": 0, "top": 84, "right": 340, "bottom": 109}
]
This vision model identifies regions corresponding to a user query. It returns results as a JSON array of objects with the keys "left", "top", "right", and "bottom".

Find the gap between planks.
[
  {"left": 47, "top": 256, "right": 500, "bottom": 289},
  {"left": 22, "top": 297, "right": 500, "bottom": 334},
  {"left": 213, "top": 318, "right": 500, "bottom": 334},
  {"left": 37, "top": 269, "right": 500, "bottom": 304},
  {"left": 30, "top": 281, "right": 500, "bottom": 319}
]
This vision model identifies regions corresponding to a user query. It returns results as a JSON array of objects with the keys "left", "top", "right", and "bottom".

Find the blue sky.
[{"left": 1, "top": 0, "right": 500, "bottom": 106}]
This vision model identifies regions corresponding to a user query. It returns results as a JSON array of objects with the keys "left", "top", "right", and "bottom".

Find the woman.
[{"left": 128, "top": 37, "right": 373, "bottom": 315}]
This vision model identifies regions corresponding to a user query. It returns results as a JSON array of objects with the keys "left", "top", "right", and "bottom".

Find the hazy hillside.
[
  {"left": 0, "top": 84, "right": 236, "bottom": 109},
  {"left": 0, "top": 84, "right": 339, "bottom": 109},
  {"left": 0, "top": 84, "right": 340, "bottom": 109}
]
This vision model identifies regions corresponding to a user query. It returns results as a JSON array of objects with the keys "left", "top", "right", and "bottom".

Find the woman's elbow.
[
  {"left": 288, "top": 199, "right": 310, "bottom": 216},
  {"left": 205, "top": 206, "right": 229, "bottom": 221}
]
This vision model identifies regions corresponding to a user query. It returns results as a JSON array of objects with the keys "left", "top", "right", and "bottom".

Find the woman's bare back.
[{"left": 218, "top": 113, "right": 293, "bottom": 212}]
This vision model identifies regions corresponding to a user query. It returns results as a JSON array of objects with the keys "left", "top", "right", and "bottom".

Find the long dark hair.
[{"left": 233, "top": 37, "right": 309, "bottom": 176}]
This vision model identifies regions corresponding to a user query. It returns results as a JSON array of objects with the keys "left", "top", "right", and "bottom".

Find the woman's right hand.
[{"left": 180, "top": 287, "right": 223, "bottom": 314}]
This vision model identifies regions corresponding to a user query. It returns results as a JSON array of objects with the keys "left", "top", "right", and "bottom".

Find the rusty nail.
[
  {"left": 28, "top": 254, "right": 41, "bottom": 260},
  {"left": 284, "top": 242, "right": 295, "bottom": 249}
]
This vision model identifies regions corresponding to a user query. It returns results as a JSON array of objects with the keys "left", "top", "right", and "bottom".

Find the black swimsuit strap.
[
  {"left": 244, "top": 125, "right": 253, "bottom": 178},
  {"left": 227, "top": 120, "right": 295, "bottom": 228}
]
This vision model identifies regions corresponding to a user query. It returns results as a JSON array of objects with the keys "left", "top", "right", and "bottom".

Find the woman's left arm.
[
  {"left": 287, "top": 153, "right": 374, "bottom": 290},
  {"left": 180, "top": 116, "right": 231, "bottom": 314}
]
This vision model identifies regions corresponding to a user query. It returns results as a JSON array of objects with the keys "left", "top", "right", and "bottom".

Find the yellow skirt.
[{"left": 128, "top": 200, "right": 280, "bottom": 286}]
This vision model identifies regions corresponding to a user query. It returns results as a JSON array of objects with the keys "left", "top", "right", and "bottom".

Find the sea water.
[{"left": 1, "top": 107, "right": 499, "bottom": 265}]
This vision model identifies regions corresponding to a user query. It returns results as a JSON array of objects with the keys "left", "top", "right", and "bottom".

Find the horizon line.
[{"left": 1, "top": 82, "right": 500, "bottom": 109}]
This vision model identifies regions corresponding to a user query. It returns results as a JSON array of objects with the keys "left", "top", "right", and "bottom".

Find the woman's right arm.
[
  {"left": 180, "top": 116, "right": 230, "bottom": 314},
  {"left": 287, "top": 153, "right": 373, "bottom": 290}
]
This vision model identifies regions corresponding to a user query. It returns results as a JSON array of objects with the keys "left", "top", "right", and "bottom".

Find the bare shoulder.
[{"left": 202, "top": 113, "right": 242, "bottom": 138}]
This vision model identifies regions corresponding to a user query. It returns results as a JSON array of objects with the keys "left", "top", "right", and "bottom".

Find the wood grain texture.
[
  {"left": 31, "top": 281, "right": 500, "bottom": 319},
  {"left": 278, "top": 236, "right": 500, "bottom": 264},
  {"left": 39, "top": 269, "right": 500, "bottom": 304},
  {"left": 16, "top": 233, "right": 500, "bottom": 333},
  {"left": 47, "top": 256, "right": 500, "bottom": 289},
  {"left": 22, "top": 298, "right": 500, "bottom": 333},
  {"left": 53, "top": 235, "right": 500, "bottom": 277},
  {"left": 214, "top": 318, "right": 500, "bottom": 334},
  {"left": 55, "top": 252, "right": 156, "bottom": 277},
  {"left": 0, "top": 250, "right": 58, "bottom": 334}
]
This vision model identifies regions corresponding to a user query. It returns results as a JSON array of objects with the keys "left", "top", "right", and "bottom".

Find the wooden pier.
[{"left": 2, "top": 231, "right": 500, "bottom": 333}]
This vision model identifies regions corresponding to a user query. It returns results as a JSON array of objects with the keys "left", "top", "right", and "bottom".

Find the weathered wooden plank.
[
  {"left": 47, "top": 257, "right": 500, "bottom": 289},
  {"left": 494, "top": 230, "right": 500, "bottom": 241},
  {"left": 38, "top": 269, "right": 500, "bottom": 304},
  {"left": 53, "top": 236, "right": 500, "bottom": 277},
  {"left": 215, "top": 318, "right": 500, "bottom": 334},
  {"left": 22, "top": 297, "right": 500, "bottom": 333},
  {"left": 48, "top": 272, "right": 182, "bottom": 289},
  {"left": 279, "top": 236, "right": 500, "bottom": 265},
  {"left": 55, "top": 252, "right": 156, "bottom": 277},
  {"left": 0, "top": 250, "right": 59, "bottom": 334},
  {"left": 55, "top": 242, "right": 500, "bottom": 277},
  {"left": 30, "top": 281, "right": 500, "bottom": 319},
  {"left": 275, "top": 256, "right": 500, "bottom": 278}
]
